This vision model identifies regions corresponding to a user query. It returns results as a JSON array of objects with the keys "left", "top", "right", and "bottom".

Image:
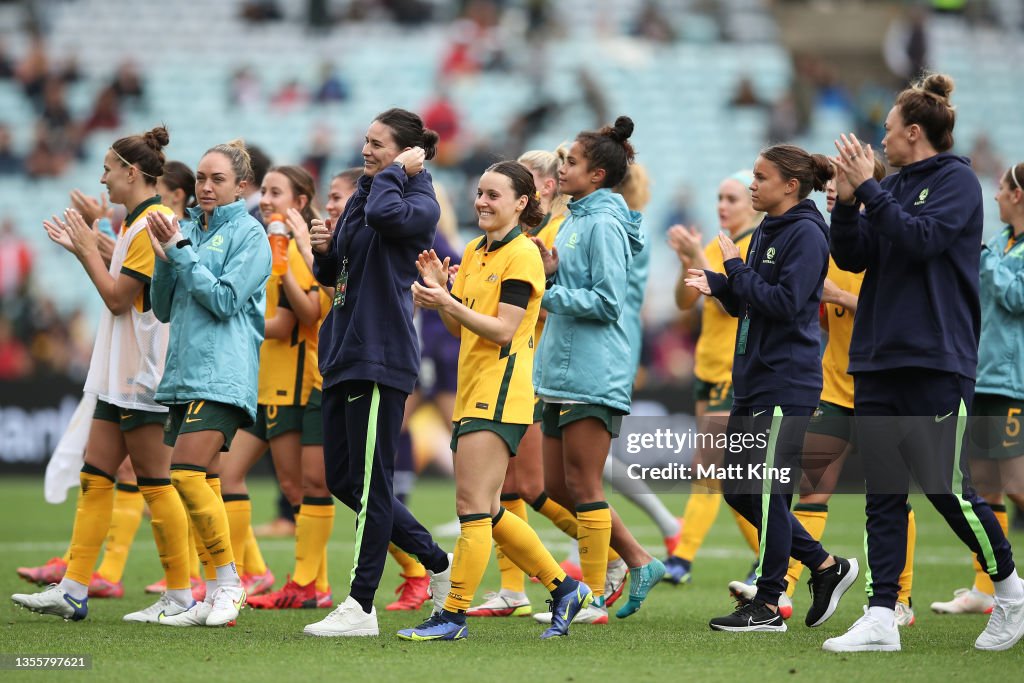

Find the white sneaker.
[
  {"left": 427, "top": 553, "right": 453, "bottom": 615},
  {"left": 207, "top": 584, "right": 246, "bottom": 626},
  {"left": 931, "top": 587, "right": 994, "bottom": 614},
  {"left": 304, "top": 595, "right": 379, "bottom": 637},
  {"left": 894, "top": 601, "right": 915, "bottom": 627},
  {"left": 605, "top": 558, "right": 628, "bottom": 606},
  {"left": 822, "top": 607, "right": 901, "bottom": 652},
  {"left": 159, "top": 599, "right": 212, "bottom": 627},
  {"left": 533, "top": 601, "right": 608, "bottom": 625},
  {"left": 11, "top": 584, "right": 88, "bottom": 621},
  {"left": 465, "top": 591, "right": 532, "bottom": 617},
  {"left": 975, "top": 585, "right": 1024, "bottom": 651},
  {"left": 727, "top": 580, "right": 793, "bottom": 620},
  {"left": 124, "top": 594, "right": 191, "bottom": 623}
]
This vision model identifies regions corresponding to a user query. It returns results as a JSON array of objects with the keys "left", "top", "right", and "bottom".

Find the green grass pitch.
[{"left": 2, "top": 477, "right": 1022, "bottom": 682}]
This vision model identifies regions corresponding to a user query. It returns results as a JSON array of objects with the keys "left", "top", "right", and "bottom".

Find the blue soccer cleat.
[
  {"left": 396, "top": 613, "right": 468, "bottom": 641},
  {"left": 662, "top": 556, "right": 692, "bottom": 586},
  {"left": 616, "top": 558, "right": 666, "bottom": 619},
  {"left": 540, "top": 581, "right": 594, "bottom": 639}
]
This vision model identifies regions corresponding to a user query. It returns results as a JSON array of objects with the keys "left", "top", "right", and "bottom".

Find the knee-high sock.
[
  {"left": 192, "top": 523, "right": 216, "bottom": 581},
  {"left": 245, "top": 526, "right": 268, "bottom": 575},
  {"left": 785, "top": 503, "right": 829, "bottom": 596},
  {"left": 223, "top": 494, "right": 252, "bottom": 575},
  {"left": 96, "top": 482, "right": 144, "bottom": 583},
  {"left": 673, "top": 478, "right": 722, "bottom": 562},
  {"left": 491, "top": 507, "right": 566, "bottom": 591},
  {"left": 531, "top": 493, "right": 578, "bottom": 538},
  {"left": 497, "top": 494, "right": 528, "bottom": 593},
  {"left": 974, "top": 504, "right": 1007, "bottom": 596},
  {"left": 171, "top": 467, "right": 235, "bottom": 569},
  {"left": 898, "top": 504, "right": 917, "bottom": 605},
  {"left": 443, "top": 515, "right": 493, "bottom": 613},
  {"left": 576, "top": 502, "right": 612, "bottom": 598},
  {"left": 316, "top": 548, "right": 329, "bottom": 593},
  {"left": 137, "top": 477, "right": 191, "bottom": 590},
  {"left": 604, "top": 455, "right": 681, "bottom": 538},
  {"left": 389, "top": 543, "right": 427, "bottom": 578},
  {"left": 294, "top": 497, "right": 334, "bottom": 587},
  {"left": 65, "top": 465, "right": 116, "bottom": 585}
]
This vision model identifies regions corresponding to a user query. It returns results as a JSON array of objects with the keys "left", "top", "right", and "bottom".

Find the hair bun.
[
  {"left": 610, "top": 116, "right": 634, "bottom": 143},
  {"left": 921, "top": 73, "right": 954, "bottom": 100},
  {"left": 809, "top": 153, "right": 835, "bottom": 192},
  {"left": 144, "top": 125, "right": 170, "bottom": 150}
]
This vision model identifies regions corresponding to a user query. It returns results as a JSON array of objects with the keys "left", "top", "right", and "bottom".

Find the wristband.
[
  {"left": 162, "top": 231, "right": 185, "bottom": 249},
  {"left": 176, "top": 238, "right": 192, "bottom": 249}
]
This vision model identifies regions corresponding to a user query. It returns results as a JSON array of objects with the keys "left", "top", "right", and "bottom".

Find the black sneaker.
[
  {"left": 805, "top": 556, "right": 859, "bottom": 627},
  {"left": 709, "top": 600, "right": 787, "bottom": 632}
]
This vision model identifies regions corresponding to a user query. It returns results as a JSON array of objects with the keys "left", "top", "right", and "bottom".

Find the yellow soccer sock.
[
  {"left": 65, "top": 466, "right": 116, "bottom": 585},
  {"left": 576, "top": 502, "right": 612, "bottom": 599},
  {"left": 316, "top": 549, "right": 329, "bottom": 594},
  {"left": 973, "top": 504, "right": 1007, "bottom": 596},
  {"left": 785, "top": 503, "right": 829, "bottom": 596},
  {"left": 96, "top": 482, "right": 144, "bottom": 583},
  {"left": 732, "top": 507, "right": 760, "bottom": 554},
  {"left": 607, "top": 546, "right": 621, "bottom": 562},
  {"left": 138, "top": 478, "right": 192, "bottom": 590},
  {"left": 244, "top": 525, "right": 268, "bottom": 576},
  {"left": 898, "top": 505, "right": 917, "bottom": 605},
  {"left": 497, "top": 494, "right": 528, "bottom": 593},
  {"left": 294, "top": 498, "right": 334, "bottom": 587},
  {"left": 193, "top": 525, "right": 216, "bottom": 581},
  {"left": 531, "top": 493, "right": 578, "bottom": 539},
  {"left": 491, "top": 507, "right": 565, "bottom": 591},
  {"left": 171, "top": 467, "right": 235, "bottom": 568},
  {"left": 223, "top": 494, "right": 252, "bottom": 576},
  {"left": 62, "top": 547, "right": 71, "bottom": 563},
  {"left": 442, "top": 515, "right": 493, "bottom": 613},
  {"left": 389, "top": 543, "right": 427, "bottom": 578},
  {"left": 672, "top": 479, "right": 723, "bottom": 562}
]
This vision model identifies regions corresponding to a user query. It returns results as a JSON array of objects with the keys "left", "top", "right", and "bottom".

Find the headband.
[
  {"left": 111, "top": 147, "right": 158, "bottom": 178},
  {"left": 1012, "top": 165, "right": 1022, "bottom": 191}
]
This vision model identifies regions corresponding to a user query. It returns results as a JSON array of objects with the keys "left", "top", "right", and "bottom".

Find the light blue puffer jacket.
[
  {"left": 534, "top": 188, "right": 644, "bottom": 412},
  {"left": 152, "top": 200, "right": 271, "bottom": 422}
]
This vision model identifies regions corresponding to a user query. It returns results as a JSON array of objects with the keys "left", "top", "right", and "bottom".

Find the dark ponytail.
[
  {"left": 111, "top": 125, "right": 169, "bottom": 183},
  {"left": 761, "top": 144, "right": 834, "bottom": 199},
  {"left": 895, "top": 72, "right": 956, "bottom": 152},
  {"left": 374, "top": 108, "right": 440, "bottom": 160}
]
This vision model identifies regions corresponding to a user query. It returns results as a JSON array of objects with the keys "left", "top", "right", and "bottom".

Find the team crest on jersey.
[
  {"left": 763, "top": 247, "right": 776, "bottom": 264},
  {"left": 486, "top": 273, "right": 498, "bottom": 282},
  {"left": 567, "top": 233, "right": 579, "bottom": 249},
  {"left": 207, "top": 234, "right": 225, "bottom": 252},
  {"left": 915, "top": 188, "right": 930, "bottom": 206}
]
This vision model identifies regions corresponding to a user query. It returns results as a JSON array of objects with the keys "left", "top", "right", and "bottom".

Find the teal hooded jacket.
[
  {"left": 151, "top": 200, "right": 272, "bottom": 423},
  {"left": 534, "top": 188, "right": 645, "bottom": 412},
  {"left": 977, "top": 226, "right": 1024, "bottom": 400}
]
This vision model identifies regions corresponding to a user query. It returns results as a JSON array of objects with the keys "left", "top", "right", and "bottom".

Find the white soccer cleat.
[
  {"left": 533, "top": 598, "right": 608, "bottom": 626},
  {"left": 159, "top": 599, "right": 213, "bottom": 627},
  {"left": 124, "top": 594, "right": 192, "bottom": 623},
  {"left": 605, "top": 558, "right": 628, "bottom": 606},
  {"left": 304, "top": 595, "right": 379, "bottom": 637},
  {"left": 428, "top": 553, "right": 453, "bottom": 616},
  {"left": 894, "top": 601, "right": 915, "bottom": 627},
  {"left": 206, "top": 585, "right": 246, "bottom": 626},
  {"left": 975, "top": 582, "right": 1024, "bottom": 651},
  {"left": 11, "top": 584, "right": 88, "bottom": 621},
  {"left": 466, "top": 591, "right": 531, "bottom": 617},
  {"left": 930, "top": 587, "right": 994, "bottom": 614},
  {"left": 822, "top": 607, "right": 901, "bottom": 652}
]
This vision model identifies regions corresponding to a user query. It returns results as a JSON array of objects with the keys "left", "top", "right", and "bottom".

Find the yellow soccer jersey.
[
  {"left": 693, "top": 228, "right": 755, "bottom": 384},
  {"left": 451, "top": 227, "right": 545, "bottom": 424},
  {"left": 529, "top": 211, "right": 565, "bottom": 346},
  {"left": 119, "top": 199, "right": 176, "bottom": 314},
  {"left": 258, "top": 240, "right": 321, "bottom": 405},
  {"left": 820, "top": 257, "right": 863, "bottom": 410}
]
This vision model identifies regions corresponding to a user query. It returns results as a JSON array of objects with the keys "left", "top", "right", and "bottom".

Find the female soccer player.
[
  {"left": 146, "top": 139, "right": 273, "bottom": 627},
  {"left": 397, "top": 161, "right": 592, "bottom": 640},
  {"left": 12, "top": 127, "right": 194, "bottom": 623},
  {"left": 685, "top": 144, "right": 858, "bottom": 633},
  {"left": 531, "top": 117, "right": 664, "bottom": 624},
  {"left": 306, "top": 108, "right": 453, "bottom": 637},
  {"left": 931, "top": 162, "right": 1024, "bottom": 616},
  {"left": 827, "top": 73, "right": 1023, "bottom": 653},
  {"left": 663, "top": 171, "right": 763, "bottom": 587}
]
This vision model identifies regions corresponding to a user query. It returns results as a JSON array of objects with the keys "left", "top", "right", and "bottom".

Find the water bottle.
[{"left": 267, "top": 213, "right": 290, "bottom": 276}]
